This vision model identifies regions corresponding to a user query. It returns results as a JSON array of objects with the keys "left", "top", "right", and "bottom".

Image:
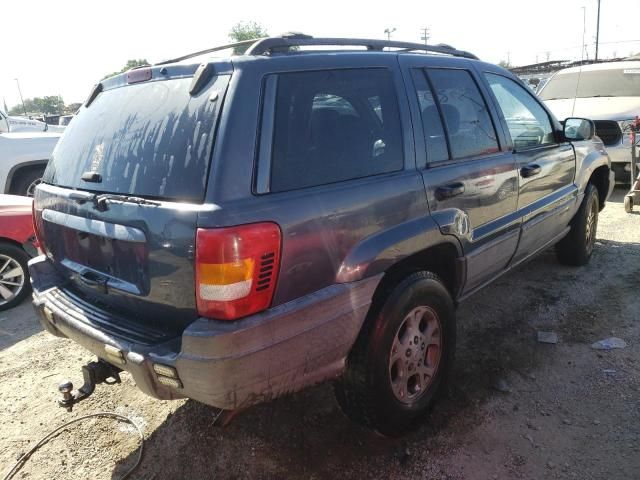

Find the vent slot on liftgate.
[
  {"left": 255, "top": 252, "right": 275, "bottom": 292},
  {"left": 593, "top": 120, "right": 622, "bottom": 146}
]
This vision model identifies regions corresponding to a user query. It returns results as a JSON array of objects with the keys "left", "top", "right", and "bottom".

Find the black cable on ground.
[{"left": 2, "top": 412, "right": 144, "bottom": 480}]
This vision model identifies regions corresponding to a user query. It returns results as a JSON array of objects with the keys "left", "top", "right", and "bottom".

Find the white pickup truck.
[{"left": 0, "top": 108, "right": 61, "bottom": 196}]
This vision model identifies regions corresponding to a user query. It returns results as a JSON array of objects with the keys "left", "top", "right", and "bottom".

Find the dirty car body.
[{"left": 30, "top": 36, "right": 613, "bottom": 423}]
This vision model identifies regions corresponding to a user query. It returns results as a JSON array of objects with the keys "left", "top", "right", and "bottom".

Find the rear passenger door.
[
  {"left": 481, "top": 71, "right": 576, "bottom": 263},
  {"left": 249, "top": 57, "right": 430, "bottom": 304},
  {"left": 401, "top": 57, "right": 520, "bottom": 294}
]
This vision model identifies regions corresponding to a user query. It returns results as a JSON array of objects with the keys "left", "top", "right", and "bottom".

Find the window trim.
[
  {"left": 418, "top": 67, "right": 503, "bottom": 166},
  {"left": 483, "top": 71, "right": 559, "bottom": 153},
  {"left": 254, "top": 75, "right": 278, "bottom": 195},
  {"left": 256, "top": 67, "right": 405, "bottom": 194}
]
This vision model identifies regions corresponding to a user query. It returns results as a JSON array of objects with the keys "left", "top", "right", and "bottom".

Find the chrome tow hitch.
[{"left": 58, "top": 360, "right": 122, "bottom": 412}]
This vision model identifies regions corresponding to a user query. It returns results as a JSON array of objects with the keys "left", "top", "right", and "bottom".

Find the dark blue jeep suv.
[{"left": 30, "top": 35, "right": 614, "bottom": 435}]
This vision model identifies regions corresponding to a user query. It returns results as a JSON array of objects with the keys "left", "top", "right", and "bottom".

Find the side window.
[
  {"left": 485, "top": 73, "right": 555, "bottom": 149},
  {"left": 411, "top": 69, "right": 449, "bottom": 163},
  {"left": 270, "top": 69, "right": 403, "bottom": 192},
  {"left": 427, "top": 68, "right": 500, "bottom": 160}
]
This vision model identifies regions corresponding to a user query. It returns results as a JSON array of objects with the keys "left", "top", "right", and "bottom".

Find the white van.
[{"left": 539, "top": 61, "right": 640, "bottom": 182}]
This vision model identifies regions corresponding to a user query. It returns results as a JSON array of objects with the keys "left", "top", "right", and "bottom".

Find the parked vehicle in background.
[
  {"left": 539, "top": 60, "right": 640, "bottom": 182},
  {"left": 30, "top": 35, "right": 613, "bottom": 436},
  {"left": 0, "top": 195, "right": 37, "bottom": 310},
  {"left": 0, "top": 108, "right": 65, "bottom": 134},
  {"left": 58, "top": 115, "right": 74, "bottom": 126},
  {"left": 0, "top": 108, "right": 49, "bottom": 133},
  {"left": 0, "top": 130, "right": 60, "bottom": 196}
]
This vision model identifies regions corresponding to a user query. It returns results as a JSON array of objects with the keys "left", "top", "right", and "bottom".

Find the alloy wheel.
[
  {"left": 388, "top": 305, "right": 442, "bottom": 404},
  {"left": 0, "top": 254, "right": 25, "bottom": 305}
]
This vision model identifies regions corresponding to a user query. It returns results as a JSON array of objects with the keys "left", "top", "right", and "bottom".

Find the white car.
[
  {"left": 539, "top": 60, "right": 640, "bottom": 182},
  {"left": 0, "top": 110, "right": 64, "bottom": 197},
  {"left": 0, "top": 111, "right": 61, "bottom": 196}
]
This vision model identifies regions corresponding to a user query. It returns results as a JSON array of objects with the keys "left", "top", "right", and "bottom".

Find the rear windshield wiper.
[
  {"left": 96, "top": 194, "right": 162, "bottom": 208},
  {"left": 70, "top": 191, "right": 161, "bottom": 211}
]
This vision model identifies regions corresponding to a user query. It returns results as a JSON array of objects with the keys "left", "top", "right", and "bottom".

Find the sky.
[{"left": 2, "top": 0, "right": 640, "bottom": 111}]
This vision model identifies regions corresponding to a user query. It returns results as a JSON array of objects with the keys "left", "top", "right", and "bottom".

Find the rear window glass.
[
  {"left": 426, "top": 68, "right": 500, "bottom": 160},
  {"left": 270, "top": 68, "right": 404, "bottom": 192},
  {"left": 43, "top": 75, "right": 229, "bottom": 202}
]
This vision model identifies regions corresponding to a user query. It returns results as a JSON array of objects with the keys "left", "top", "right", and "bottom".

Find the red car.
[{"left": 0, "top": 195, "right": 38, "bottom": 310}]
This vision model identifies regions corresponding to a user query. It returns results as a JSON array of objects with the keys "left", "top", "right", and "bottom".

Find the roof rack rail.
[
  {"left": 245, "top": 35, "right": 479, "bottom": 60},
  {"left": 154, "top": 34, "right": 478, "bottom": 66},
  {"left": 155, "top": 38, "right": 265, "bottom": 66}
]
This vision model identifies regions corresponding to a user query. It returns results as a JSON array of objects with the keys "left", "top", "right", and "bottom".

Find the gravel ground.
[{"left": 1, "top": 187, "right": 638, "bottom": 480}]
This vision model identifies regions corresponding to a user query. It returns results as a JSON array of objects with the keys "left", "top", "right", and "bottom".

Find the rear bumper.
[
  {"left": 607, "top": 143, "right": 638, "bottom": 182},
  {"left": 29, "top": 255, "right": 380, "bottom": 410}
]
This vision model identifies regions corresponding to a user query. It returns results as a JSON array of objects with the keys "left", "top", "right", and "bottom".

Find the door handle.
[
  {"left": 435, "top": 182, "right": 465, "bottom": 200},
  {"left": 520, "top": 164, "right": 542, "bottom": 178}
]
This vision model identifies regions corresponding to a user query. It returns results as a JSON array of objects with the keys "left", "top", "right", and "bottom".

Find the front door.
[{"left": 482, "top": 72, "right": 576, "bottom": 263}]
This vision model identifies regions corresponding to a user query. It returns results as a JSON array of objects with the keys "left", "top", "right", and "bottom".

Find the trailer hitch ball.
[
  {"left": 57, "top": 360, "right": 122, "bottom": 412},
  {"left": 58, "top": 380, "right": 75, "bottom": 412}
]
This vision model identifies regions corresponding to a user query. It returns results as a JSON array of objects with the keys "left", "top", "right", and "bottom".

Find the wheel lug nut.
[
  {"left": 414, "top": 336, "right": 419, "bottom": 344},
  {"left": 405, "top": 349, "right": 411, "bottom": 357},
  {"left": 421, "top": 342, "right": 426, "bottom": 350}
]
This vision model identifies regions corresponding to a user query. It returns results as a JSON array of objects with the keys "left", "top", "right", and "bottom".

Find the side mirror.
[{"left": 563, "top": 117, "right": 595, "bottom": 141}]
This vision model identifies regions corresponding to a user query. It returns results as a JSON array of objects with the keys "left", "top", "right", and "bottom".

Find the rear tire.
[
  {"left": 556, "top": 183, "right": 599, "bottom": 266},
  {"left": 334, "top": 271, "right": 456, "bottom": 436},
  {"left": 0, "top": 242, "right": 31, "bottom": 311},
  {"left": 11, "top": 167, "right": 45, "bottom": 197}
]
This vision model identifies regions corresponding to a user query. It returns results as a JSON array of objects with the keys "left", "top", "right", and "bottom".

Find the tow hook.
[{"left": 58, "top": 360, "right": 122, "bottom": 412}]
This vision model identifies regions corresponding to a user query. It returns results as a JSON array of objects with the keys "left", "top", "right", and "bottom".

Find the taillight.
[{"left": 195, "top": 223, "right": 281, "bottom": 320}]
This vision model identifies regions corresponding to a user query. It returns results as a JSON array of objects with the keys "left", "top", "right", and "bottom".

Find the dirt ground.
[{"left": 1, "top": 187, "right": 638, "bottom": 480}]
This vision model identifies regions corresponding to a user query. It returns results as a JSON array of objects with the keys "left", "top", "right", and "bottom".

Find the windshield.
[
  {"left": 539, "top": 67, "right": 640, "bottom": 100},
  {"left": 43, "top": 75, "right": 229, "bottom": 202}
]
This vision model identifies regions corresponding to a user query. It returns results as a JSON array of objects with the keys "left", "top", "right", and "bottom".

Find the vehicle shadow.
[
  {"left": 111, "top": 237, "right": 640, "bottom": 479},
  {"left": 0, "top": 298, "right": 42, "bottom": 350}
]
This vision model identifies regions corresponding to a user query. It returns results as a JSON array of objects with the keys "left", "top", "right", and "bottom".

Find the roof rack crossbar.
[{"left": 245, "top": 37, "right": 478, "bottom": 60}]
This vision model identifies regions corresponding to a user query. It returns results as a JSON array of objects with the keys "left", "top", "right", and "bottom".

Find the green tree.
[
  {"left": 228, "top": 21, "right": 268, "bottom": 54},
  {"left": 8, "top": 96, "right": 65, "bottom": 116},
  {"left": 102, "top": 59, "right": 150, "bottom": 80},
  {"left": 498, "top": 59, "right": 512, "bottom": 69}
]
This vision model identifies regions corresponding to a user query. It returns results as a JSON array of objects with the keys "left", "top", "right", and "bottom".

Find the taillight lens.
[{"left": 195, "top": 223, "right": 281, "bottom": 320}]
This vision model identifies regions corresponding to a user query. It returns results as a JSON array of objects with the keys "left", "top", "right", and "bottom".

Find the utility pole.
[
  {"left": 420, "top": 27, "right": 430, "bottom": 45},
  {"left": 14, "top": 78, "right": 27, "bottom": 116},
  {"left": 581, "top": 6, "right": 586, "bottom": 62},
  {"left": 595, "top": 0, "right": 601, "bottom": 61},
  {"left": 384, "top": 27, "right": 396, "bottom": 42}
]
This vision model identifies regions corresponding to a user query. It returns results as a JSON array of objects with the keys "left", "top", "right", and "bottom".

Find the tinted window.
[
  {"left": 270, "top": 69, "right": 403, "bottom": 192},
  {"left": 539, "top": 68, "right": 640, "bottom": 100},
  {"left": 485, "top": 73, "right": 555, "bottom": 149},
  {"left": 411, "top": 69, "right": 449, "bottom": 163},
  {"left": 427, "top": 69, "right": 499, "bottom": 160},
  {"left": 43, "top": 76, "right": 229, "bottom": 202}
]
